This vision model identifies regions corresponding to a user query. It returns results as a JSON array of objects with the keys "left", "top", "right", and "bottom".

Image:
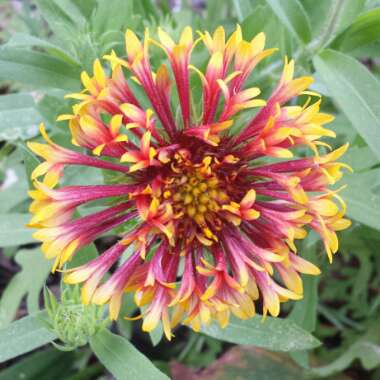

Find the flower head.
[{"left": 28, "top": 25, "right": 351, "bottom": 340}]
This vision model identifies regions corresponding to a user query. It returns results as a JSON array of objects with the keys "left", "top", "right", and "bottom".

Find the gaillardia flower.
[{"left": 28, "top": 26, "right": 351, "bottom": 339}]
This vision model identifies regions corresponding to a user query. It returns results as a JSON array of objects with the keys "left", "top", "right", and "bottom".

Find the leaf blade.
[
  {"left": 333, "top": 8, "right": 380, "bottom": 52},
  {"left": 342, "top": 170, "right": 380, "bottom": 231},
  {"left": 0, "top": 214, "right": 34, "bottom": 247},
  {"left": 0, "top": 312, "right": 56, "bottom": 363},
  {"left": 90, "top": 329, "right": 170, "bottom": 380},
  {"left": 314, "top": 49, "right": 380, "bottom": 160},
  {"left": 201, "top": 316, "right": 321, "bottom": 352},
  {"left": 0, "top": 47, "right": 80, "bottom": 90}
]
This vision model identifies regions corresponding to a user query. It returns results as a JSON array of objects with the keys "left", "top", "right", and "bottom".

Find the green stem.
[
  {"left": 178, "top": 333, "right": 199, "bottom": 362},
  {"left": 256, "top": 0, "right": 346, "bottom": 84},
  {"left": 307, "top": 0, "right": 345, "bottom": 54}
]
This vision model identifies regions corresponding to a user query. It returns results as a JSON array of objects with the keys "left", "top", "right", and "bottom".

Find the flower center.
[{"left": 161, "top": 152, "right": 232, "bottom": 241}]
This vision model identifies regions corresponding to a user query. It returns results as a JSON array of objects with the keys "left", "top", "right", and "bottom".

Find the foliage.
[{"left": 0, "top": 0, "right": 380, "bottom": 379}]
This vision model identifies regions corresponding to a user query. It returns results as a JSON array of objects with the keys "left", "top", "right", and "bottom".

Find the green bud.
[{"left": 43, "top": 285, "right": 108, "bottom": 351}]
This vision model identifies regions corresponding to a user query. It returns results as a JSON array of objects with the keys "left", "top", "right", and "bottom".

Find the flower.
[{"left": 28, "top": 25, "right": 351, "bottom": 340}]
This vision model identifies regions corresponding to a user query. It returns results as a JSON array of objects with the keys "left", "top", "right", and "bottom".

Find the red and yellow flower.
[{"left": 28, "top": 25, "right": 351, "bottom": 340}]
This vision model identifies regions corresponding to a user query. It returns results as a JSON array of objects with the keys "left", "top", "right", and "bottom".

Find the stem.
[
  {"left": 307, "top": 0, "right": 345, "bottom": 54},
  {"left": 177, "top": 333, "right": 199, "bottom": 361},
  {"left": 254, "top": 0, "right": 345, "bottom": 83}
]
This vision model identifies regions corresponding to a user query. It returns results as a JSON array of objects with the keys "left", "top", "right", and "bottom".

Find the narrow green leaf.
[
  {"left": 0, "top": 47, "right": 80, "bottom": 90},
  {"left": 265, "top": 0, "right": 311, "bottom": 43},
  {"left": 333, "top": 8, "right": 380, "bottom": 52},
  {"left": 90, "top": 329, "right": 170, "bottom": 380},
  {"left": 314, "top": 49, "right": 380, "bottom": 160},
  {"left": 201, "top": 316, "right": 321, "bottom": 352},
  {"left": 0, "top": 312, "right": 57, "bottom": 363},
  {"left": 0, "top": 214, "right": 34, "bottom": 247}
]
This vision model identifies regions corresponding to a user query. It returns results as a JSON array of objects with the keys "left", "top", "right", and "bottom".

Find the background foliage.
[{"left": 0, "top": 0, "right": 380, "bottom": 379}]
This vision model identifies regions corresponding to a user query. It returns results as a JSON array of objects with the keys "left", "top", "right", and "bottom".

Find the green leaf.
[
  {"left": 310, "top": 323, "right": 380, "bottom": 376},
  {"left": 18, "top": 142, "right": 40, "bottom": 189},
  {"left": 333, "top": 8, "right": 380, "bottom": 52},
  {"left": 0, "top": 164, "right": 29, "bottom": 213},
  {"left": 0, "top": 348, "right": 75, "bottom": 380},
  {"left": 308, "top": 0, "right": 365, "bottom": 50},
  {"left": 149, "top": 322, "right": 163, "bottom": 346},
  {"left": 0, "top": 312, "right": 57, "bottom": 363},
  {"left": 67, "top": 242, "right": 98, "bottom": 268},
  {"left": 139, "top": 305, "right": 163, "bottom": 346},
  {"left": 288, "top": 246, "right": 319, "bottom": 369},
  {"left": 241, "top": 3, "right": 292, "bottom": 58},
  {"left": 331, "top": 0, "right": 366, "bottom": 37},
  {"left": 92, "top": 0, "right": 134, "bottom": 35},
  {"left": 34, "top": 0, "right": 86, "bottom": 38},
  {"left": 201, "top": 315, "right": 321, "bottom": 352},
  {"left": 37, "top": 91, "right": 70, "bottom": 126},
  {"left": 265, "top": 0, "right": 311, "bottom": 43},
  {"left": 342, "top": 170, "right": 380, "bottom": 231},
  {"left": 0, "top": 248, "right": 51, "bottom": 328},
  {"left": 0, "top": 92, "right": 35, "bottom": 111},
  {"left": 289, "top": 243, "right": 319, "bottom": 335},
  {"left": 241, "top": 4, "right": 271, "bottom": 40},
  {"left": 314, "top": 49, "right": 380, "bottom": 160},
  {"left": 90, "top": 329, "right": 170, "bottom": 380},
  {"left": 0, "top": 47, "right": 80, "bottom": 90},
  {"left": 342, "top": 146, "right": 378, "bottom": 171},
  {"left": 117, "top": 293, "right": 137, "bottom": 339},
  {"left": 0, "top": 213, "right": 34, "bottom": 247},
  {"left": 0, "top": 93, "right": 42, "bottom": 141},
  {"left": 5, "top": 33, "right": 80, "bottom": 66},
  {"left": 289, "top": 277, "right": 319, "bottom": 333}
]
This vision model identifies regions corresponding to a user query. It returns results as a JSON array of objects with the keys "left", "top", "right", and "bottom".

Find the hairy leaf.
[
  {"left": 90, "top": 329, "right": 170, "bottom": 380},
  {"left": 0, "top": 312, "right": 56, "bottom": 363},
  {"left": 314, "top": 49, "right": 380, "bottom": 160},
  {"left": 201, "top": 316, "right": 321, "bottom": 352}
]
